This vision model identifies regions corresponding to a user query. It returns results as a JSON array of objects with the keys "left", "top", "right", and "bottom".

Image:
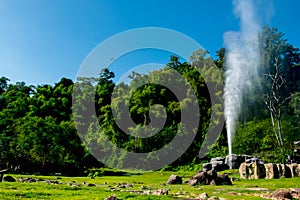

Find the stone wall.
[{"left": 239, "top": 163, "right": 300, "bottom": 179}]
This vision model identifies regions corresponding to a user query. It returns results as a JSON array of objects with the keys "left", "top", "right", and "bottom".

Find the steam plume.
[{"left": 223, "top": 0, "right": 261, "bottom": 155}]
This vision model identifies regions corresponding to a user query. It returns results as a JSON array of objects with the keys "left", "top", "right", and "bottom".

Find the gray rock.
[
  {"left": 210, "top": 157, "right": 225, "bottom": 163},
  {"left": 216, "top": 174, "right": 232, "bottom": 185},
  {"left": 211, "top": 161, "right": 229, "bottom": 171},
  {"left": 166, "top": 174, "right": 182, "bottom": 184},
  {"left": 202, "top": 163, "right": 212, "bottom": 172}
]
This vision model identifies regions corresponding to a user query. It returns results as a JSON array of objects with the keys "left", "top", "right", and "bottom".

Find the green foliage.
[
  {"left": 233, "top": 117, "right": 300, "bottom": 163},
  {"left": 0, "top": 78, "right": 85, "bottom": 174},
  {"left": 0, "top": 25, "right": 299, "bottom": 174}
]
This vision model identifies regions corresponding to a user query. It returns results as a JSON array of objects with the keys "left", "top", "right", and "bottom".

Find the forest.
[{"left": 0, "top": 26, "right": 299, "bottom": 175}]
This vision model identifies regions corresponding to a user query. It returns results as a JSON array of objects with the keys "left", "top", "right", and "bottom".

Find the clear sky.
[{"left": 0, "top": 0, "right": 299, "bottom": 86}]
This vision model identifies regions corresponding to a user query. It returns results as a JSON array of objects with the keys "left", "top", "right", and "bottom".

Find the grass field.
[{"left": 0, "top": 169, "right": 299, "bottom": 199}]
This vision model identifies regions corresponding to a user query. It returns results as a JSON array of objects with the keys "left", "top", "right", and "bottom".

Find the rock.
[
  {"left": 296, "top": 164, "right": 300, "bottom": 177},
  {"left": 189, "top": 170, "right": 232, "bottom": 186},
  {"left": 86, "top": 183, "right": 96, "bottom": 187},
  {"left": 239, "top": 162, "right": 247, "bottom": 179},
  {"left": 245, "top": 157, "right": 264, "bottom": 165},
  {"left": 197, "top": 192, "right": 209, "bottom": 199},
  {"left": 210, "top": 157, "right": 225, "bottom": 163},
  {"left": 202, "top": 163, "right": 212, "bottom": 172},
  {"left": 188, "top": 178, "right": 198, "bottom": 186},
  {"left": 225, "top": 154, "right": 244, "bottom": 169},
  {"left": 20, "top": 177, "right": 36, "bottom": 183},
  {"left": 192, "top": 171, "right": 207, "bottom": 185},
  {"left": 206, "top": 157, "right": 230, "bottom": 171},
  {"left": 265, "top": 163, "right": 279, "bottom": 179},
  {"left": 104, "top": 195, "right": 118, "bottom": 200},
  {"left": 216, "top": 174, "right": 232, "bottom": 185},
  {"left": 247, "top": 162, "right": 266, "bottom": 179},
  {"left": 153, "top": 189, "right": 168, "bottom": 195},
  {"left": 269, "top": 189, "right": 293, "bottom": 199},
  {"left": 140, "top": 185, "right": 147, "bottom": 189},
  {"left": 277, "top": 164, "right": 292, "bottom": 178},
  {"left": 206, "top": 170, "right": 217, "bottom": 185},
  {"left": 166, "top": 174, "right": 182, "bottom": 184},
  {"left": 290, "top": 188, "right": 300, "bottom": 199},
  {"left": 287, "top": 163, "right": 298, "bottom": 177},
  {"left": 3, "top": 176, "right": 16, "bottom": 182},
  {"left": 211, "top": 161, "right": 229, "bottom": 171}
]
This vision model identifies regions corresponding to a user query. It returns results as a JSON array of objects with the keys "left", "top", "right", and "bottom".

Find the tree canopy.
[{"left": 0, "top": 25, "right": 299, "bottom": 173}]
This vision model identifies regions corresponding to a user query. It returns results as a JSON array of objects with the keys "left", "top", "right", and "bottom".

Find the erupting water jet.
[{"left": 223, "top": 0, "right": 261, "bottom": 156}]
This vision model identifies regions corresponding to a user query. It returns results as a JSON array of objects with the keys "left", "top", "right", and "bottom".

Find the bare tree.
[{"left": 263, "top": 57, "right": 291, "bottom": 161}]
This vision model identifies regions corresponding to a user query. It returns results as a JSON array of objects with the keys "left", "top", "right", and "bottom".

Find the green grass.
[{"left": 0, "top": 169, "right": 299, "bottom": 199}]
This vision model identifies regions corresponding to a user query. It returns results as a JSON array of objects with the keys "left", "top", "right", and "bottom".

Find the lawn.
[{"left": 0, "top": 169, "right": 299, "bottom": 199}]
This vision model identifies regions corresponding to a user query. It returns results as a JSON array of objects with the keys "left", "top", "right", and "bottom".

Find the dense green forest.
[{"left": 0, "top": 26, "right": 299, "bottom": 174}]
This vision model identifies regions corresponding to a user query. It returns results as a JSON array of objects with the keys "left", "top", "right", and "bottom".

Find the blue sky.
[{"left": 0, "top": 0, "right": 299, "bottom": 86}]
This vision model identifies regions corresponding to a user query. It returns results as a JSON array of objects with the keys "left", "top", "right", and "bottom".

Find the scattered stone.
[
  {"left": 269, "top": 189, "right": 293, "bottom": 199},
  {"left": 153, "top": 188, "right": 168, "bottom": 195},
  {"left": 125, "top": 183, "right": 133, "bottom": 188},
  {"left": 290, "top": 188, "right": 300, "bottom": 199},
  {"left": 104, "top": 195, "right": 118, "bottom": 200},
  {"left": 166, "top": 174, "right": 182, "bottom": 184},
  {"left": 140, "top": 185, "right": 147, "bottom": 190},
  {"left": 3, "top": 176, "right": 16, "bottom": 182},
  {"left": 20, "top": 177, "right": 36, "bottom": 183},
  {"left": 188, "top": 178, "right": 198, "bottom": 186},
  {"left": 86, "top": 183, "right": 96, "bottom": 187},
  {"left": 227, "top": 191, "right": 241, "bottom": 196},
  {"left": 198, "top": 192, "right": 209, "bottom": 199}
]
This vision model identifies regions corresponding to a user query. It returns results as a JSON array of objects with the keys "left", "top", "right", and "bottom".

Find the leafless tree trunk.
[{"left": 263, "top": 57, "right": 291, "bottom": 162}]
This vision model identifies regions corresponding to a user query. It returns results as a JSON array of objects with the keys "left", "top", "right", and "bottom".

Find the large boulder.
[
  {"left": 269, "top": 189, "right": 293, "bottom": 200},
  {"left": 245, "top": 157, "right": 264, "bottom": 165},
  {"left": 239, "top": 162, "right": 248, "bottom": 179},
  {"left": 188, "top": 171, "right": 207, "bottom": 186},
  {"left": 296, "top": 164, "right": 300, "bottom": 177},
  {"left": 188, "top": 170, "right": 232, "bottom": 186},
  {"left": 287, "top": 163, "right": 298, "bottom": 177},
  {"left": 202, "top": 163, "right": 212, "bottom": 172},
  {"left": 166, "top": 174, "right": 182, "bottom": 184},
  {"left": 216, "top": 174, "right": 232, "bottom": 185},
  {"left": 211, "top": 161, "right": 229, "bottom": 171},
  {"left": 206, "top": 170, "right": 217, "bottom": 185},
  {"left": 225, "top": 154, "right": 245, "bottom": 169},
  {"left": 277, "top": 164, "right": 292, "bottom": 178},
  {"left": 265, "top": 163, "right": 279, "bottom": 179},
  {"left": 210, "top": 157, "right": 225, "bottom": 163},
  {"left": 239, "top": 162, "right": 265, "bottom": 179},
  {"left": 207, "top": 157, "right": 229, "bottom": 171}
]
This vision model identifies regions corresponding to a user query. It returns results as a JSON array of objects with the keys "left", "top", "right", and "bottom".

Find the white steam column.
[{"left": 223, "top": 0, "right": 260, "bottom": 157}]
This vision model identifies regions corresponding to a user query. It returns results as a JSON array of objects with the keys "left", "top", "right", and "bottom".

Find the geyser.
[{"left": 223, "top": 0, "right": 260, "bottom": 155}]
